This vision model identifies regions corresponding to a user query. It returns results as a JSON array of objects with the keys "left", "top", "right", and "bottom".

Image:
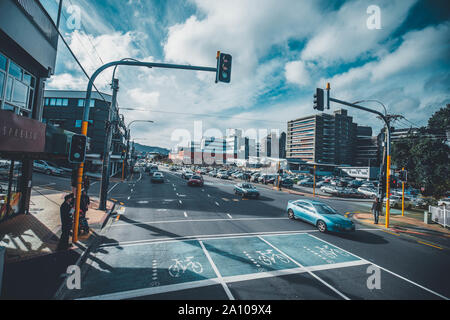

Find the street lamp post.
[{"left": 124, "top": 120, "right": 154, "bottom": 180}]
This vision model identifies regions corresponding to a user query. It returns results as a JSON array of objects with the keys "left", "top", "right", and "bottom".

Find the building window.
[
  {"left": 12, "top": 80, "right": 28, "bottom": 107},
  {"left": 50, "top": 98, "right": 56, "bottom": 106},
  {"left": 8, "top": 61, "right": 22, "bottom": 80},
  {"left": 78, "top": 99, "right": 84, "bottom": 107},
  {"left": 0, "top": 53, "right": 6, "bottom": 71},
  {"left": 45, "top": 98, "right": 49, "bottom": 106},
  {"left": 0, "top": 72, "right": 4, "bottom": 100},
  {"left": 56, "top": 98, "right": 63, "bottom": 106},
  {"left": 90, "top": 99, "right": 95, "bottom": 107},
  {"left": 62, "top": 98, "right": 68, "bottom": 106}
]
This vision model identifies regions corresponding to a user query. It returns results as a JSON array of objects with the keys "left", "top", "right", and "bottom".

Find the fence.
[{"left": 429, "top": 205, "right": 449, "bottom": 228}]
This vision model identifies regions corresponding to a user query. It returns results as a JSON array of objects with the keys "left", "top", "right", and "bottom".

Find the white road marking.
[
  {"left": 215, "top": 201, "right": 220, "bottom": 206},
  {"left": 307, "top": 234, "right": 449, "bottom": 300},
  {"left": 108, "top": 182, "right": 119, "bottom": 193},
  {"left": 100, "top": 230, "right": 321, "bottom": 247},
  {"left": 257, "top": 235, "right": 350, "bottom": 300},
  {"left": 199, "top": 241, "right": 234, "bottom": 300},
  {"left": 178, "top": 200, "right": 182, "bottom": 205},
  {"left": 137, "top": 201, "right": 149, "bottom": 204},
  {"left": 78, "top": 279, "right": 221, "bottom": 300},
  {"left": 227, "top": 214, "right": 233, "bottom": 219},
  {"left": 127, "top": 196, "right": 130, "bottom": 200},
  {"left": 111, "top": 217, "right": 288, "bottom": 227},
  {"left": 184, "top": 211, "right": 188, "bottom": 218}
]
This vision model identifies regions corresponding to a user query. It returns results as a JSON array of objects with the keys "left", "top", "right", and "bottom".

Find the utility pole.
[{"left": 99, "top": 78, "right": 119, "bottom": 210}]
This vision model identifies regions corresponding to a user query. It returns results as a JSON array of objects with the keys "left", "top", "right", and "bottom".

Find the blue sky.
[{"left": 41, "top": 0, "right": 450, "bottom": 149}]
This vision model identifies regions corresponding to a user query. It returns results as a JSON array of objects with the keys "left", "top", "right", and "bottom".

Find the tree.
[{"left": 392, "top": 106, "right": 450, "bottom": 198}]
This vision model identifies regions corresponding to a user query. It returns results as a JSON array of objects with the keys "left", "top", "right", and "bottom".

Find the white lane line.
[
  {"left": 257, "top": 235, "right": 350, "bottom": 300},
  {"left": 100, "top": 230, "right": 321, "bottom": 247},
  {"left": 78, "top": 279, "right": 221, "bottom": 300},
  {"left": 307, "top": 234, "right": 449, "bottom": 300},
  {"left": 223, "top": 260, "right": 370, "bottom": 284},
  {"left": 33, "top": 182, "right": 56, "bottom": 188},
  {"left": 137, "top": 172, "right": 142, "bottom": 182},
  {"left": 215, "top": 201, "right": 220, "bottom": 206},
  {"left": 207, "top": 194, "right": 211, "bottom": 197},
  {"left": 108, "top": 182, "right": 119, "bottom": 193},
  {"left": 111, "top": 217, "right": 288, "bottom": 227},
  {"left": 201, "top": 189, "right": 205, "bottom": 192},
  {"left": 199, "top": 241, "right": 234, "bottom": 300},
  {"left": 184, "top": 211, "right": 188, "bottom": 218},
  {"left": 178, "top": 200, "right": 182, "bottom": 205},
  {"left": 127, "top": 196, "right": 130, "bottom": 200}
]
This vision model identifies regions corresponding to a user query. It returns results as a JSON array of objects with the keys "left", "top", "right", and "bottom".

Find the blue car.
[{"left": 286, "top": 199, "right": 355, "bottom": 233}]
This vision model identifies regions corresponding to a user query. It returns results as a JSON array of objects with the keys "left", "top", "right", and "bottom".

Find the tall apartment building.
[
  {"left": 287, "top": 109, "right": 357, "bottom": 165},
  {"left": 260, "top": 131, "right": 286, "bottom": 159}
]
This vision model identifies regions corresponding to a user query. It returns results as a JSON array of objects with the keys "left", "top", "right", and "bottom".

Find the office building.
[{"left": 287, "top": 109, "right": 357, "bottom": 165}]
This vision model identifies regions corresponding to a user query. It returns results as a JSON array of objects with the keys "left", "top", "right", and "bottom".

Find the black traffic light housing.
[
  {"left": 69, "top": 134, "right": 87, "bottom": 163},
  {"left": 313, "top": 88, "right": 324, "bottom": 111},
  {"left": 216, "top": 53, "right": 232, "bottom": 83}
]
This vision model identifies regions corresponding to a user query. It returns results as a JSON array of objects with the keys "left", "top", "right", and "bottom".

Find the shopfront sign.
[{"left": 0, "top": 110, "right": 46, "bottom": 153}]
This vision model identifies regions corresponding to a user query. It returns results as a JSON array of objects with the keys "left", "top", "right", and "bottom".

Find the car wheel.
[
  {"left": 287, "top": 209, "right": 295, "bottom": 219},
  {"left": 317, "top": 220, "right": 327, "bottom": 233},
  {"left": 45, "top": 169, "right": 52, "bottom": 175}
]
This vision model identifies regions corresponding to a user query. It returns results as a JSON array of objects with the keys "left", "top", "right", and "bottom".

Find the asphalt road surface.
[{"left": 60, "top": 168, "right": 450, "bottom": 300}]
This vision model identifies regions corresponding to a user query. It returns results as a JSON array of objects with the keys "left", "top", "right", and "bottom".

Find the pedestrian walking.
[
  {"left": 79, "top": 189, "right": 90, "bottom": 234},
  {"left": 71, "top": 167, "right": 78, "bottom": 194},
  {"left": 371, "top": 197, "right": 382, "bottom": 224},
  {"left": 83, "top": 174, "right": 90, "bottom": 194},
  {"left": 57, "top": 193, "right": 74, "bottom": 251}
]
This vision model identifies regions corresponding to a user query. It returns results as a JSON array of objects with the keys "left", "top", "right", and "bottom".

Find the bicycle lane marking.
[
  {"left": 199, "top": 240, "right": 235, "bottom": 300},
  {"left": 257, "top": 235, "right": 351, "bottom": 300},
  {"left": 306, "top": 233, "right": 449, "bottom": 300}
]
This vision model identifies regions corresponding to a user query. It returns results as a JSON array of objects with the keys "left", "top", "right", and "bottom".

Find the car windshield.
[
  {"left": 192, "top": 176, "right": 201, "bottom": 180},
  {"left": 242, "top": 184, "right": 254, "bottom": 189},
  {"left": 313, "top": 204, "right": 337, "bottom": 215}
]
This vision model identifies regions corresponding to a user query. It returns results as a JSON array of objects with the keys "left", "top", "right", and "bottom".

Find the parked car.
[
  {"left": 188, "top": 175, "right": 204, "bottom": 187},
  {"left": 357, "top": 187, "right": 377, "bottom": 198},
  {"left": 217, "top": 171, "right": 229, "bottom": 179},
  {"left": 297, "top": 178, "right": 314, "bottom": 187},
  {"left": 148, "top": 165, "right": 158, "bottom": 176},
  {"left": 286, "top": 199, "right": 355, "bottom": 233},
  {"left": 279, "top": 178, "right": 294, "bottom": 189},
  {"left": 33, "top": 160, "right": 62, "bottom": 176},
  {"left": 181, "top": 170, "right": 194, "bottom": 180},
  {"left": 234, "top": 183, "right": 260, "bottom": 198},
  {"left": 384, "top": 195, "right": 413, "bottom": 209},
  {"left": 151, "top": 171, "right": 164, "bottom": 183},
  {"left": 438, "top": 197, "right": 450, "bottom": 207}
]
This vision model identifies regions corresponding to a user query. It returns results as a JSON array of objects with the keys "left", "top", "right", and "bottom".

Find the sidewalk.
[
  {"left": 346, "top": 210, "right": 450, "bottom": 249},
  {"left": 0, "top": 189, "right": 113, "bottom": 263}
]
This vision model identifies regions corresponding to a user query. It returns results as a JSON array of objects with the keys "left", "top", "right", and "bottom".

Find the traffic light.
[
  {"left": 69, "top": 134, "right": 87, "bottom": 163},
  {"left": 313, "top": 88, "right": 324, "bottom": 111},
  {"left": 399, "top": 170, "right": 407, "bottom": 182},
  {"left": 216, "top": 52, "right": 232, "bottom": 83}
]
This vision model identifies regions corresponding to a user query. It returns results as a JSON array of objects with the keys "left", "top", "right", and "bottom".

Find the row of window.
[
  {"left": 0, "top": 51, "right": 36, "bottom": 118},
  {"left": 44, "top": 98, "right": 95, "bottom": 107}
]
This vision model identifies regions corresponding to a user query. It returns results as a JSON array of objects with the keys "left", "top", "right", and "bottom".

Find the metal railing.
[
  {"left": 15, "top": 0, "right": 58, "bottom": 48},
  {"left": 429, "top": 205, "right": 449, "bottom": 228}
]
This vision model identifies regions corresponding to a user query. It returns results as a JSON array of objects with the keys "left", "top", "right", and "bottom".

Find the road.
[{"left": 60, "top": 168, "right": 450, "bottom": 300}]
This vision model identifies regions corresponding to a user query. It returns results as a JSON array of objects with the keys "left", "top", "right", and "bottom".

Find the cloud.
[
  {"left": 285, "top": 60, "right": 311, "bottom": 87},
  {"left": 301, "top": 0, "right": 418, "bottom": 65}
]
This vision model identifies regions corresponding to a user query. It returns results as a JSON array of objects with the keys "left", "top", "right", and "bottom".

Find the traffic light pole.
[
  {"left": 72, "top": 59, "right": 222, "bottom": 243},
  {"left": 99, "top": 78, "right": 119, "bottom": 211},
  {"left": 327, "top": 96, "right": 392, "bottom": 228}
]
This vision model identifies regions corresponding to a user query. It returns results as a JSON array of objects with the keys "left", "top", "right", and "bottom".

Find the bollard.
[
  {"left": 423, "top": 211, "right": 430, "bottom": 224},
  {"left": 0, "top": 246, "right": 5, "bottom": 294}
]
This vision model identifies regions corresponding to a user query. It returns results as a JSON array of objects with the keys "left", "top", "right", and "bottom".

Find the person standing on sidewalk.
[
  {"left": 71, "top": 167, "right": 78, "bottom": 195},
  {"left": 57, "top": 194, "right": 74, "bottom": 251},
  {"left": 371, "top": 197, "right": 382, "bottom": 224}
]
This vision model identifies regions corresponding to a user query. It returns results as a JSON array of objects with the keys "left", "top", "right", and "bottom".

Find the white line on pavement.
[
  {"left": 184, "top": 211, "right": 188, "bottom": 218},
  {"left": 108, "top": 182, "right": 119, "bottom": 193},
  {"left": 306, "top": 233, "right": 449, "bottom": 300},
  {"left": 199, "top": 241, "right": 235, "bottom": 300},
  {"left": 215, "top": 201, "right": 220, "bottom": 206},
  {"left": 227, "top": 214, "right": 233, "bottom": 219},
  {"left": 178, "top": 200, "right": 182, "bottom": 205},
  {"left": 111, "top": 217, "right": 288, "bottom": 227},
  {"left": 257, "top": 235, "right": 350, "bottom": 300}
]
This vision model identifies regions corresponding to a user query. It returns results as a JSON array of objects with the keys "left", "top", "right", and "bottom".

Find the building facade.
[
  {"left": 42, "top": 90, "right": 127, "bottom": 175},
  {"left": 287, "top": 109, "right": 357, "bottom": 165},
  {"left": 355, "top": 126, "right": 380, "bottom": 167},
  {"left": 0, "top": 0, "right": 59, "bottom": 219}
]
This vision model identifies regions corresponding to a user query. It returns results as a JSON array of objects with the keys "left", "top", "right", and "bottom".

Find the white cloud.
[{"left": 285, "top": 61, "right": 311, "bottom": 87}]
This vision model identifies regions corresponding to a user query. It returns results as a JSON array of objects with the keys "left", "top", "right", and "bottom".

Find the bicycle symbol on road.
[
  {"left": 255, "top": 250, "right": 290, "bottom": 266},
  {"left": 168, "top": 256, "right": 203, "bottom": 278},
  {"left": 313, "top": 245, "right": 350, "bottom": 260}
]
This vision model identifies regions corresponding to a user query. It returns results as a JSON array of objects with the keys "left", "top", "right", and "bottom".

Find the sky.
[{"left": 40, "top": 0, "right": 450, "bottom": 150}]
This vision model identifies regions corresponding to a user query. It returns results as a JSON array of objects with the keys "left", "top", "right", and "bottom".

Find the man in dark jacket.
[
  {"left": 57, "top": 193, "right": 74, "bottom": 251},
  {"left": 371, "top": 197, "right": 382, "bottom": 224}
]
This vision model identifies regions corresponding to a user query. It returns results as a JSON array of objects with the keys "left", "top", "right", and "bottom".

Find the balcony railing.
[{"left": 15, "top": 0, "right": 58, "bottom": 48}]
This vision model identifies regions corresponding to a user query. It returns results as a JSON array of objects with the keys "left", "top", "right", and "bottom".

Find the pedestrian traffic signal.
[
  {"left": 216, "top": 52, "right": 232, "bottom": 83},
  {"left": 313, "top": 88, "right": 324, "bottom": 111},
  {"left": 69, "top": 134, "right": 87, "bottom": 163}
]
